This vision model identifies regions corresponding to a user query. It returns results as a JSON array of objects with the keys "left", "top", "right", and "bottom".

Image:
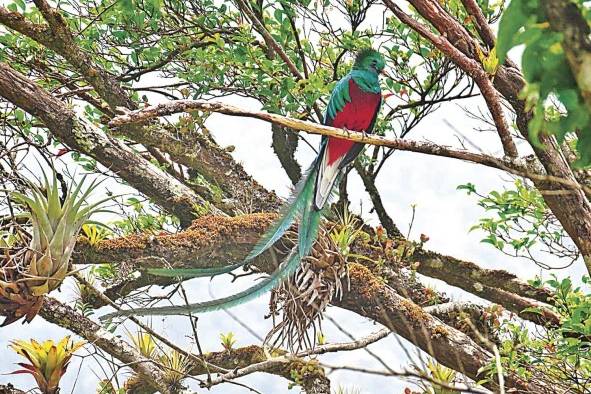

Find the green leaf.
[
  {"left": 13, "top": 0, "right": 25, "bottom": 12},
  {"left": 119, "top": 0, "right": 134, "bottom": 15},
  {"left": 497, "top": 0, "right": 527, "bottom": 63},
  {"left": 575, "top": 129, "right": 591, "bottom": 167}
]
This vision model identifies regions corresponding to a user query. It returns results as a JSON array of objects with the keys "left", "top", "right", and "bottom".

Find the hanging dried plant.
[{"left": 267, "top": 222, "right": 350, "bottom": 352}]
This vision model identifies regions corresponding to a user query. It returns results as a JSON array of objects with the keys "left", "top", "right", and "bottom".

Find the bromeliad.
[{"left": 104, "top": 48, "right": 387, "bottom": 318}]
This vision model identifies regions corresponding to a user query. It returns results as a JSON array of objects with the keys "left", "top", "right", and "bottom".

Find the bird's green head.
[{"left": 352, "top": 48, "right": 386, "bottom": 74}]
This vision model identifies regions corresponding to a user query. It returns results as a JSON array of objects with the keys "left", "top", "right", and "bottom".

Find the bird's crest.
[{"left": 353, "top": 48, "right": 385, "bottom": 71}]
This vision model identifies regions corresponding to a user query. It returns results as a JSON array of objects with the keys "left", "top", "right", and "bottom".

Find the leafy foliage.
[
  {"left": 81, "top": 224, "right": 111, "bottom": 246},
  {"left": 128, "top": 329, "right": 158, "bottom": 359},
  {"left": 159, "top": 350, "right": 193, "bottom": 386},
  {"left": 481, "top": 276, "right": 591, "bottom": 391},
  {"left": 10, "top": 172, "right": 110, "bottom": 295},
  {"left": 411, "top": 359, "right": 460, "bottom": 394},
  {"left": 1, "top": 171, "right": 110, "bottom": 326},
  {"left": 497, "top": 0, "right": 591, "bottom": 166},
  {"left": 329, "top": 205, "right": 368, "bottom": 259},
  {"left": 127, "top": 330, "right": 193, "bottom": 389},
  {"left": 112, "top": 197, "right": 179, "bottom": 236},
  {"left": 458, "top": 180, "right": 578, "bottom": 267}
]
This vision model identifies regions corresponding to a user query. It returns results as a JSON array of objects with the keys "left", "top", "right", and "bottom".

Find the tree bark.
[
  {"left": 272, "top": 124, "right": 302, "bottom": 185},
  {"left": 544, "top": 0, "right": 591, "bottom": 114},
  {"left": 383, "top": 0, "right": 591, "bottom": 275},
  {"left": 39, "top": 298, "right": 173, "bottom": 394},
  {"left": 0, "top": 63, "right": 209, "bottom": 226},
  {"left": 355, "top": 162, "right": 402, "bottom": 237}
]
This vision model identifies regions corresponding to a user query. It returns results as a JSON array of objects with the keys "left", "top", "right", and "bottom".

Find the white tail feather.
[{"left": 314, "top": 149, "right": 342, "bottom": 210}]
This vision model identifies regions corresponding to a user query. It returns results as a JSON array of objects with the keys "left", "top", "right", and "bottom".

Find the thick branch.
[
  {"left": 334, "top": 263, "right": 537, "bottom": 392},
  {"left": 411, "top": 248, "right": 560, "bottom": 325},
  {"left": 72, "top": 214, "right": 553, "bottom": 389},
  {"left": 24, "top": 0, "right": 133, "bottom": 109},
  {"left": 544, "top": 0, "right": 591, "bottom": 113},
  {"left": 136, "top": 124, "right": 281, "bottom": 213},
  {"left": 74, "top": 214, "right": 557, "bottom": 326},
  {"left": 0, "top": 62, "right": 207, "bottom": 226},
  {"left": 0, "top": 7, "right": 53, "bottom": 44},
  {"left": 39, "top": 297, "right": 172, "bottom": 394}
]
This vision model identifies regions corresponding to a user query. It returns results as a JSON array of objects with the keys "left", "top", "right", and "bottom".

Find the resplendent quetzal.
[{"left": 104, "top": 48, "right": 386, "bottom": 319}]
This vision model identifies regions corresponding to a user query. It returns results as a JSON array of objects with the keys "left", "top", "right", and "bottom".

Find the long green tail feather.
[
  {"left": 145, "top": 260, "right": 248, "bottom": 278},
  {"left": 100, "top": 249, "right": 302, "bottom": 319},
  {"left": 299, "top": 207, "right": 323, "bottom": 257},
  {"left": 245, "top": 162, "right": 318, "bottom": 261},
  {"left": 101, "top": 160, "right": 325, "bottom": 319},
  {"left": 145, "top": 163, "right": 321, "bottom": 280}
]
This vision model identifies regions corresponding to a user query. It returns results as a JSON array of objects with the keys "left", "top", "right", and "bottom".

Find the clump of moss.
[
  {"left": 431, "top": 325, "right": 450, "bottom": 339},
  {"left": 347, "top": 263, "right": 384, "bottom": 299},
  {"left": 289, "top": 360, "right": 324, "bottom": 389},
  {"left": 87, "top": 213, "right": 278, "bottom": 254},
  {"left": 399, "top": 298, "right": 430, "bottom": 326}
]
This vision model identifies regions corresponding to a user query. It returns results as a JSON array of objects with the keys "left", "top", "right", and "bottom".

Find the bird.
[{"left": 102, "top": 48, "right": 387, "bottom": 319}]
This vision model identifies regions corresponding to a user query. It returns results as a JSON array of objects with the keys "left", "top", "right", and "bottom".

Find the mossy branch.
[{"left": 109, "top": 100, "right": 527, "bottom": 176}]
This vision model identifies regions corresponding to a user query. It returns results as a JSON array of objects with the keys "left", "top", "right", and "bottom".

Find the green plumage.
[
  {"left": 101, "top": 47, "right": 386, "bottom": 320},
  {"left": 103, "top": 249, "right": 302, "bottom": 318},
  {"left": 325, "top": 71, "right": 380, "bottom": 121},
  {"left": 101, "top": 163, "right": 322, "bottom": 320}
]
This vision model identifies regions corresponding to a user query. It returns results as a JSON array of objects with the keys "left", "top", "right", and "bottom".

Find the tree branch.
[
  {"left": 72, "top": 214, "right": 549, "bottom": 390},
  {"left": 1, "top": 3, "right": 279, "bottom": 215},
  {"left": 234, "top": 0, "right": 303, "bottom": 80},
  {"left": 39, "top": 297, "right": 173, "bottom": 394},
  {"left": 108, "top": 100, "right": 528, "bottom": 176},
  {"left": 411, "top": 248, "right": 560, "bottom": 325},
  {"left": 544, "top": 0, "right": 591, "bottom": 113},
  {"left": 459, "top": 0, "right": 496, "bottom": 48},
  {"left": 354, "top": 161, "right": 402, "bottom": 237},
  {"left": 395, "top": 0, "right": 591, "bottom": 276},
  {"left": 383, "top": 0, "right": 518, "bottom": 158},
  {"left": 0, "top": 385, "right": 26, "bottom": 394},
  {"left": 272, "top": 124, "right": 302, "bottom": 185},
  {"left": 73, "top": 213, "right": 557, "bottom": 326},
  {"left": 0, "top": 62, "right": 209, "bottom": 226},
  {"left": 0, "top": 6, "right": 53, "bottom": 44}
]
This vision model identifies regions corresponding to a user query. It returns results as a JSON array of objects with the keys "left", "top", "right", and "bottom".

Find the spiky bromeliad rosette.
[
  {"left": 266, "top": 224, "right": 350, "bottom": 351},
  {"left": 0, "top": 172, "right": 107, "bottom": 326}
]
